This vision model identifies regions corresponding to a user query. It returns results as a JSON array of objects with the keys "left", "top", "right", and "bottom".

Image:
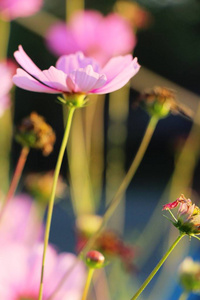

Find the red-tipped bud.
[{"left": 86, "top": 250, "right": 105, "bottom": 269}]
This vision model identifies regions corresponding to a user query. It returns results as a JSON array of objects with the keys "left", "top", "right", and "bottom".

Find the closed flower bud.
[
  {"left": 85, "top": 250, "right": 105, "bottom": 269},
  {"left": 15, "top": 112, "right": 56, "bottom": 156}
]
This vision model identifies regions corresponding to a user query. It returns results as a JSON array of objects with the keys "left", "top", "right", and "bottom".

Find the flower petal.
[
  {"left": 66, "top": 65, "right": 106, "bottom": 93},
  {"left": 56, "top": 52, "right": 100, "bottom": 74},
  {"left": 46, "top": 23, "right": 80, "bottom": 57},
  {"left": 93, "top": 56, "right": 140, "bottom": 94},
  {"left": 162, "top": 200, "right": 179, "bottom": 211},
  {"left": 41, "top": 66, "right": 69, "bottom": 92},
  {"left": 13, "top": 68, "right": 58, "bottom": 93},
  {"left": 14, "top": 45, "right": 42, "bottom": 78}
]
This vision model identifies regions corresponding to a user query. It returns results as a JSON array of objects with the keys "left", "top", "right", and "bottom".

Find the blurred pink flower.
[
  {"left": 13, "top": 46, "right": 140, "bottom": 95},
  {"left": 0, "top": 60, "right": 16, "bottom": 117},
  {"left": 0, "top": 243, "right": 86, "bottom": 299},
  {"left": 46, "top": 10, "right": 136, "bottom": 66},
  {"left": 0, "top": 194, "right": 43, "bottom": 246},
  {"left": 0, "top": 0, "right": 43, "bottom": 20}
]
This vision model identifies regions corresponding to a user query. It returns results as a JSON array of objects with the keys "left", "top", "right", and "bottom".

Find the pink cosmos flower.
[
  {"left": 13, "top": 46, "right": 140, "bottom": 96},
  {"left": 46, "top": 10, "right": 136, "bottom": 66},
  {"left": 0, "top": 243, "right": 86, "bottom": 299},
  {"left": 0, "top": 60, "right": 16, "bottom": 117},
  {"left": 0, "top": 194, "right": 43, "bottom": 246},
  {"left": 163, "top": 194, "right": 200, "bottom": 235},
  {"left": 0, "top": 0, "right": 43, "bottom": 20}
]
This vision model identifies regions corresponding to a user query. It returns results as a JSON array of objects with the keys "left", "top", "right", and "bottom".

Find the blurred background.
[{"left": 4, "top": 0, "right": 200, "bottom": 299}]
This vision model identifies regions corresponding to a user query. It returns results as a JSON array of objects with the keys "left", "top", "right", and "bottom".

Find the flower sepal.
[
  {"left": 175, "top": 219, "right": 200, "bottom": 236},
  {"left": 58, "top": 94, "right": 88, "bottom": 108}
]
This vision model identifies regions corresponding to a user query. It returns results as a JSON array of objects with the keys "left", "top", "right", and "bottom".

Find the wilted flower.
[
  {"left": 13, "top": 46, "right": 140, "bottom": 105},
  {"left": 0, "top": 243, "right": 86, "bottom": 299},
  {"left": 135, "top": 86, "right": 193, "bottom": 119},
  {"left": 0, "top": 194, "right": 42, "bottom": 246},
  {"left": 46, "top": 10, "right": 136, "bottom": 66},
  {"left": 163, "top": 194, "right": 200, "bottom": 235},
  {"left": 179, "top": 257, "right": 200, "bottom": 294},
  {"left": 25, "top": 171, "right": 66, "bottom": 205},
  {"left": 0, "top": 60, "right": 16, "bottom": 117},
  {"left": 0, "top": 0, "right": 43, "bottom": 20},
  {"left": 15, "top": 112, "right": 56, "bottom": 156}
]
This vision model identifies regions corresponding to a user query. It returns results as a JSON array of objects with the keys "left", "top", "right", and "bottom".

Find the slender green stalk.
[
  {"left": 179, "top": 291, "right": 189, "bottom": 300},
  {"left": 38, "top": 106, "right": 76, "bottom": 300},
  {"left": 66, "top": 0, "right": 84, "bottom": 22},
  {"left": 47, "top": 115, "right": 158, "bottom": 299},
  {"left": 131, "top": 234, "right": 185, "bottom": 300},
  {"left": 81, "top": 268, "right": 94, "bottom": 300},
  {"left": 82, "top": 115, "right": 159, "bottom": 254},
  {"left": 0, "top": 17, "right": 10, "bottom": 60}
]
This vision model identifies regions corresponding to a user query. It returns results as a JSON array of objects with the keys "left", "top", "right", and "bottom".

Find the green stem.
[
  {"left": 47, "top": 115, "right": 158, "bottom": 299},
  {"left": 0, "top": 17, "right": 10, "bottom": 60},
  {"left": 179, "top": 291, "right": 189, "bottom": 300},
  {"left": 130, "top": 234, "right": 185, "bottom": 300},
  {"left": 82, "top": 116, "right": 158, "bottom": 254},
  {"left": 38, "top": 106, "right": 76, "bottom": 300},
  {"left": 81, "top": 268, "right": 94, "bottom": 300}
]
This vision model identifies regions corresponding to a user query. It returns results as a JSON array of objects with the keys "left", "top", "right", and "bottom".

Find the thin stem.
[
  {"left": 1, "top": 146, "right": 29, "bottom": 215},
  {"left": 0, "top": 17, "right": 10, "bottom": 60},
  {"left": 167, "top": 209, "right": 178, "bottom": 223},
  {"left": 82, "top": 115, "right": 158, "bottom": 254},
  {"left": 81, "top": 268, "right": 94, "bottom": 300},
  {"left": 38, "top": 106, "right": 76, "bottom": 300},
  {"left": 130, "top": 234, "right": 185, "bottom": 300},
  {"left": 179, "top": 291, "right": 189, "bottom": 300},
  {"left": 47, "top": 115, "right": 158, "bottom": 299},
  {"left": 192, "top": 234, "right": 200, "bottom": 241}
]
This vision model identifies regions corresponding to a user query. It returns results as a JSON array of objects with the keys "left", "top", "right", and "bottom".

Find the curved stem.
[
  {"left": 38, "top": 106, "right": 76, "bottom": 300},
  {"left": 0, "top": 146, "right": 29, "bottom": 218},
  {"left": 82, "top": 115, "right": 158, "bottom": 254},
  {"left": 131, "top": 234, "right": 185, "bottom": 300},
  {"left": 81, "top": 268, "right": 94, "bottom": 300}
]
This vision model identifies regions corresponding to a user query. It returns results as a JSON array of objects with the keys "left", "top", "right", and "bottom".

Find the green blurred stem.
[
  {"left": 38, "top": 106, "right": 76, "bottom": 300},
  {"left": 82, "top": 115, "right": 159, "bottom": 254},
  {"left": 0, "top": 17, "right": 10, "bottom": 60},
  {"left": 131, "top": 234, "right": 185, "bottom": 300},
  {"left": 179, "top": 292, "right": 189, "bottom": 300},
  {"left": 81, "top": 268, "right": 94, "bottom": 300}
]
